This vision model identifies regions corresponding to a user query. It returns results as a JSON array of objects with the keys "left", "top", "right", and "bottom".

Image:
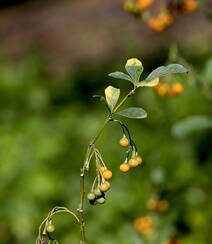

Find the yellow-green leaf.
[
  {"left": 125, "top": 58, "right": 143, "bottom": 84},
  {"left": 105, "top": 86, "right": 120, "bottom": 112},
  {"left": 139, "top": 77, "right": 159, "bottom": 87}
]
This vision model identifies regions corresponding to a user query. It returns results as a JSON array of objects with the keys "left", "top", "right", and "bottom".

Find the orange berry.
[
  {"left": 171, "top": 82, "right": 183, "bottom": 95},
  {"left": 156, "top": 84, "right": 168, "bottom": 96},
  {"left": 148, "top": 18, "right": 165, "bottom": 32},
  {"left": 119, "top": 163, "right": 130, "bottom": 173},
  {"left": 159, "top": 12, "right": 173, "bottom": 26},
  {"left": 102, "top": 170, "right": 113, "bottom": 180},
  {"left": 119, "top": 136, "right": 129, "bottom": 147},
  {"left": 135, "top": 156, "right": 143, "bottom": 164},
  {"left": 182, "top": 0, "right": 197, "bottom": 13},
  {"left": 137, "top": 0, "right": 153, "bottom": 10},
  {"left": 128, "top": 158, "right": 139, "bottom": 168},
  {"left": 99, "top": 181, "right": 111, "bottom": 192}
]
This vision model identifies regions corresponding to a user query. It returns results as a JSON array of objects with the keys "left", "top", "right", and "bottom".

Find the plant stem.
[{"left": 77, "top": 88, "right": 136, "bottom": 244}]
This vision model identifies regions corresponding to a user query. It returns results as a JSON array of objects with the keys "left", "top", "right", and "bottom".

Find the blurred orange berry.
[
  {"left": 137, "top": 0, "right": 154, "bottom": 10},
  {"left": 148, "top": 18, "right": 165, "bottom": 32},
  {"left": 182, "top": 0, "right": 197, "bottom": 13},
  {"left": 156, "top": 84, "right": 169, "bottom": 96},
  {"left": 170, "top": 82, "right": 184, "bottom": 95},
  {"left": 159, "top": 12, "right": 173, "bottom": 26},
  {"left": 134, "top": 216, "right": 154, "bottom": 236}
]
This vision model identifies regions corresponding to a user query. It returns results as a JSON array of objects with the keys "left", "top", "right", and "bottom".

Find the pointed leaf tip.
[
  {"left": 145, "top": 64, "right": 188, "bottom": 81},
  {"left": 108, "top": 72, "right": 133, "bottom": 83}
]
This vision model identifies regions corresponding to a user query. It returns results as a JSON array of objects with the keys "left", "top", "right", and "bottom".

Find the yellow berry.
[
  {"left": 119, "top": 137, "right": 129, "bottom": 147},
  {"left": 135, "top": 156, "right": 143, "bottom": 164},
  {"left": 128, "top": 158, "right": 139, "bottom": 168},
  {"left": 99, "top": 181, "right": 111, "bottom": 192},
  {"left": 102, "top": 170, "right": 113, "bottom": 180},
  {"left": 46, "top": 223, "right": 55, "bottom": 233},
  {"left": 119, "top": 163, "right": 130, "bottom": 173}
]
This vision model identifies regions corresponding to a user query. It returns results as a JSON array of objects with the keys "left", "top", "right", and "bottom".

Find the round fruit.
[
  {"left": 119, "top": 137, "right": 129, "bottom": 147},
  {"left": 94, "top": 188, "right": 102, "bottom": 197},
  {"left": 99, "top": 181, "right": 111, "bottom": 192},
  {"left": 46, "top": 223, "right": 55, "bottom": 233},
  {"left": 119, "top": 163, "right": 130, "bottom": 173},
  {"left": 87, "top": 192, "right": 96, "bottom": 201},
  {"left": 146, "top": 199, "right": 158, "bottom": 211},
  {"left": 135, "top": 156, "right": 143, "bottom": 164},
  {"left": 128, "top": 158, "right": 139, "bottom": 168},
  {"left": 96, "top": 197, "right": 105, "bottom": 204},
  {"left": 102, "top": 170, "right": 113, "bottom": 180},
  {"left": 171, "top": 82, "right": 183, "bottom": 95}
]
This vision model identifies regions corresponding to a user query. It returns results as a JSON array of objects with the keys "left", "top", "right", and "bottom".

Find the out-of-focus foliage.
[{"left": 0, "top": 49, "right": 212, "bottom": 244}]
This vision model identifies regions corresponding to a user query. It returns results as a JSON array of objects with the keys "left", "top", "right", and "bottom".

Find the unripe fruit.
[
  {"left": 135, "top": 156, "right": 143, "bottom": 164},
  {"left": 128, "top": 158, "right": 139, "bottom": 168},
  {"left": 87, "top": 192, "right": 96, "bottom": 201},
  {"left": 99, "top": 181, "right": 111, "bottom": 192},
  {"left": 46, "top": 223, "right": 55, "bottom": 233},
  {"left": 119, "top": 163, "right": 130, "bottom": 173},
  {"left": 96, "top": 197, "right": 105, "bottom": 204},
  {"left": 119, "top": 137, "right": 129, "bottom": 147},
  {"left": 102, "top": 170, "right": 113, "bottom": 180},
  {"left": 94, "top": 188, "right": 102, "bottom": 197}
]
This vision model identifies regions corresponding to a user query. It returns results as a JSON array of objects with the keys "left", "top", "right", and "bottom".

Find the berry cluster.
[
  {"left": 153, "top": 81, "right": 184, "bottom": 97},
  {"left": 146, "top": 198, "right": 169, "bottom": 212},
  {"left": 87, "top": 165, "right": 112, "bottom": 205},
  {"left": 119, "top": 136, "right": 143, "bottom": 172},
  {"left": 133, "top": 198, "right": 170, "bottom": 240},
  {"left": 124, "top": 0, "right": 199, "bottom": 32},
  {"left": 134, "top": 216, "right": 155, "bottom": 236}
]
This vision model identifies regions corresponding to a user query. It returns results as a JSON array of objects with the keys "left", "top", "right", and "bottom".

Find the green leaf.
[
  {"left": 145, "top": 64, "right": 188, "bottom": 81},
  {"left": 172, "top": 115, "right": 212, "bottom": 138},
  {"left": 108, "top": 72, "right": 133, "bottom": 83},
  {"left": 125, "top": 58, "right": 143, "bottom": 84},
  {"left": 138, "top": 77, "right": 159, "bottom": 87},
  {"left": 105, "top": 86, "right": 120, "bottom": 112},
  {"left": 117, "top": 107, "right": 147, "bottom": 119}
]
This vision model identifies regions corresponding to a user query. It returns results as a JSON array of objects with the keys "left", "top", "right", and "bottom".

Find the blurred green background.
[{"left": 0, "top": 1, "right": 212, "bottom": 243}]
